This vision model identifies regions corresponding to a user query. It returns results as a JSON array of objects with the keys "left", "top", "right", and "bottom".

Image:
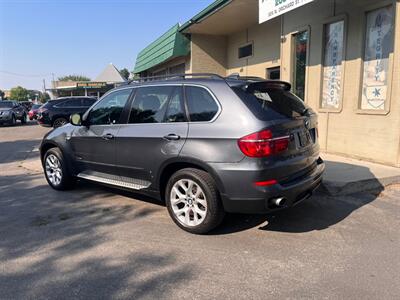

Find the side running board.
[{"left": 77, "top": 171, "right": 151, "bottom": 190}]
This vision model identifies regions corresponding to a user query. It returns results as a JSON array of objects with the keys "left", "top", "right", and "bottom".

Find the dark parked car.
[
  {"left": 37, "top": 97, "right": 97, "bottom": 128},
  {"left": 20, "top": 101, "right": 33, "bottom": 111},
  {"left": 0, "top": 100, "right": 27, "bottom": 126},
  {"left": 28, "top": 104, "right": 42, "bottom": 120},
  {"left": 40, "top": 74, "right": 324, "bottom": 234}
]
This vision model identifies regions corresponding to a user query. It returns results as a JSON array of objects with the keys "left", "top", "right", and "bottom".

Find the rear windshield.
[
  {"left": 41, "top": 101, "right": 57, "bottom": 108},
  {"left": 0, "top": 102, "right": 13, "bottom": 108},
  {"left": 232, "top": 86, "right": 310, "bottom": 120}
]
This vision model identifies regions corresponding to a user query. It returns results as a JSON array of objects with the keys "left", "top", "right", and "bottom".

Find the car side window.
[
  {"left": 185, "top": 86, "right": 219, "bottom": 122},
  {"left": 88, "top": 89, "right": 132, "bottom": 125},
  {"left": 129, "top": 86, "right": 175, "bottom": 124},
  {"left": 65, "top": 99, "right": 82, "bottom": 107},
  {"left": 165, "top": 87, "right": 186, "bottom": 123},
  {"left": 83, "top": 98, "right": 96, "bottom": 106}
]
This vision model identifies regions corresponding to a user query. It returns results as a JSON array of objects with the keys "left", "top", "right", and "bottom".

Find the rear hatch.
[{"left": 232, "top": 81, "right": 320, "bottom": 182}]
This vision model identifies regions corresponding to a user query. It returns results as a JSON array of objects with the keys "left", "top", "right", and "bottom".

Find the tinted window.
[
  {"left": 185, "top": 86, "right": 219, "bottom": 122},
  {"left": 239, "top": 43, "right": 253, "bottom": 59},
  {"left": 165, "top": 87, "right": 186, "bottom": 122},
  {"left": 32, "top": 104, "right": 42, "bottom": 109},
  {"left": 88, "top": 89, "right": 131, "bottom": 125},
  {"left": 42, "top": 100, "right": 56, "bottom": 108},
  {"left": 82, "top": 98, "right": 96, "bottom": 106},
  {"left": 56, "top": 99, "right": 81, "bottom": 107},
  {"left": 233, "top": 86, "right": 309, "bottom": 120},
  {"left": 65, "top": 99, "right": 82, "bottom": 107},
  {"left": 129, "top": 86, "right": 175, "bottom": 124},
  {"left": 0, "top": 102, "right": 13, "bottom": 108}
]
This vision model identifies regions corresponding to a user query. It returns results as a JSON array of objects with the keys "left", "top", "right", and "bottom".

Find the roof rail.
[
  {"left": 126, "top": 73, "right": 226, "bottom": 85},
  {"left": 226, "top": 73, "right": 264, "bottom": 81}
]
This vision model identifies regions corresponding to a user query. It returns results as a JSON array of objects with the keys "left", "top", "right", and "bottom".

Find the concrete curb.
[{"left": 321, "top": 176, "right": 400, "bottom": 196}]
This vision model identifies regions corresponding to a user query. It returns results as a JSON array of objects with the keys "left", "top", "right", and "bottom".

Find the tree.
[
  {"left": 58, "top": 75, "right": 91, "bottom": 82},
  {"left": 9, "top": 86, "right": 29, "bottom": 101},
  {"left": 39, "top": 92, "right": 51, "bottom": 103},
  {"left": 0, "top": 89, "right": 5, "bottom": 100},
  {"left": 119, "top": 68, "right": 130, "bottom": 80}
]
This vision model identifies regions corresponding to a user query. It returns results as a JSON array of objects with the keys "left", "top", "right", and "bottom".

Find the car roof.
[{"left": 52, "top": 96, "right": 97, "bottom": 102}]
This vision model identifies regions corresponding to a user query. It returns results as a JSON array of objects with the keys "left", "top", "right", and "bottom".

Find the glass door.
[{"left": 293, "top": 30, "right": 309, "bottom": 100}]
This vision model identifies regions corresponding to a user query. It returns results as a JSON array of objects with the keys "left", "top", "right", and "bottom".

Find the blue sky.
[{"left": 0, "top": 0, "right": 214, "bottom": 90}]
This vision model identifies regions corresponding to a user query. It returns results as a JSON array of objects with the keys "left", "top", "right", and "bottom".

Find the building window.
[
  {"left": 321, "top": 20, "right": 345, "bottom": 110},
  {"left": 360, "top": 6, "right": 394, "bottom": 111},
  {"left": 238, "top": 43, "right": 253, "bottom": 59},
  {"left": 152, "top": 69, "right": 167, "bottom": 77},
  {"left": 266, "top": 67, "right": 280, "bottom": 80},
  {"left": 293, "top": 30, "right": 308, "bottom": 100}
]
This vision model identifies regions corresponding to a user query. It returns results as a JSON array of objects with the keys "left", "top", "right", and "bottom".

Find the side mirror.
[{"left": 70, "top": 113, "right": 82, "bottom": 126}]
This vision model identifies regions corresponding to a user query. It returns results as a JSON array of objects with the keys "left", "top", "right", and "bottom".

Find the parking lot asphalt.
[{"left": 0, "top": 123, "right": 399, "bottom": 299}]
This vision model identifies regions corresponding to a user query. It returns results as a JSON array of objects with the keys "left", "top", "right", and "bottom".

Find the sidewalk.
[{"left": 321, "top": 153, "right": 400, "bottom": 195}]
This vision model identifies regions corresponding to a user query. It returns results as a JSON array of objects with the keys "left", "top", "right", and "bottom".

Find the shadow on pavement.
[
  {"left": 211, "top": 161, "right": 384, "bottom": 235},
  {"left": 0, "top": 173, "right": 191, "bottom": 298},
  {"left": 0, "top": 120, "right": 39, "bottom": 127},
  {"left": 0, "top": 139, "right": 42, "bottom": 164}
]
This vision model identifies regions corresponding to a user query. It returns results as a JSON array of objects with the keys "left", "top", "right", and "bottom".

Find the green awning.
[{"left": 133, "top": 24, "right": 190, "bottom": 73}]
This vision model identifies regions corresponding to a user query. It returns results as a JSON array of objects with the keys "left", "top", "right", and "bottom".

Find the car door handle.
[
  {"left": 102, "top": 133, "right": 114, "bottom": 140},
  {"left": 163, "top": 134, "right": 180, "bottom": 141}
]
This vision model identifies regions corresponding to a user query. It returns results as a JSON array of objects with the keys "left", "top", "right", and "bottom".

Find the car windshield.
[{"left": 0, "top": 102, "right": 13, "bottom": 108}]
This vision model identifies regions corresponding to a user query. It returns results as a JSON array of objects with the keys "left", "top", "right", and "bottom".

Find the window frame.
[
  {"left": 183, "top": 84, "right": 222, "bottom": 123},
  {"left": 318, "top": 15, "right": 348, "bottom": 113},
  {"left": 290, "top": 26, "right": 311, "bottom": 102},
  {"left": 238, "top": 41, "right": 254, "bottom": 60},
  {"left": 164, "top": 86, "right": 187, "bottom": 123},
  {"left": 127, "top": 85, "right": 183, "bottom": 125},
  {"left": 122, "top": 84, "right": 221, "bottom": 125},
  {"left": 83, "top": 87, "right": 134, "bottom": 126},
  {"left": 355, "top": 2, "right": 396, "bottom": 115}
]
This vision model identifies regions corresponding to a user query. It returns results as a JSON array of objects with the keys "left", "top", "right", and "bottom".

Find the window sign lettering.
[
  {"left": 259, "top": 0, "right": 314, "bottom": 24},
  {"left": 321, "top": 20, "right": 344, "bottom": 109},
  {"left": 361, "top": 6, "right": 394, "bottom": 110}
]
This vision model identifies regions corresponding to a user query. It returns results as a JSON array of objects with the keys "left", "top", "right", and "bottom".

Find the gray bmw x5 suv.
[{"left": 40, "top": 74, "right": 324, "bottom": 234}]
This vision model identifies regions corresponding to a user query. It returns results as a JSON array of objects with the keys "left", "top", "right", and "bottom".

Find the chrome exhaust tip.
[{"left": 270, "top": 197, "right": 287, "bottom": 207}]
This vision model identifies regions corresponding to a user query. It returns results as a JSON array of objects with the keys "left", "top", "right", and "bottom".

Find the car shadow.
[
  {"left": 210, "top": 161, "right": 384, "bottom": 235},
  {"left": 0, "top": 173, "right": 193, "bottom": 298}
]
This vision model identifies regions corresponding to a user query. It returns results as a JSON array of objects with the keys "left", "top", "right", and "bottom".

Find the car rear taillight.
[{"left": 238, "top": 129, "right": 290, "bottom": 157}]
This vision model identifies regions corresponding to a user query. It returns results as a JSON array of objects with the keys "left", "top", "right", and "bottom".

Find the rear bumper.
[
  {"left": 37, "top": 116, "right": 52, "bottom": 127},
  {"left": 216, "top": 158, "right": 325, "bottom": 214}
]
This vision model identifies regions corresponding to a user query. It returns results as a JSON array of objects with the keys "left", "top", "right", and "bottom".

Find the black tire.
[
  {"left": 43, "top": 148, "right": 75, "bottom": 190},
  {"left": 21, "top": 113, "right": 27, "bottom": 124},
  {"left": 165, "top": 168, "right": 225, "bottom": 234},
  {"left": 10, "top": 115, "right": 16, "bottom": 126},
  {"left": 53, "top": 117, "right": 68, "bottom": 128}
]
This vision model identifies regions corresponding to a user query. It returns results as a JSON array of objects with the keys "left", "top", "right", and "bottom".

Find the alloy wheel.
[
  {"left": 170, "top": 179, "right": 207, "bottom": 227},
  {"left": 53, "top": 118, "right": 67, "bottom": 128},
  {"left": 45, "top": 154, "right": 62, "bottom": 186}
]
